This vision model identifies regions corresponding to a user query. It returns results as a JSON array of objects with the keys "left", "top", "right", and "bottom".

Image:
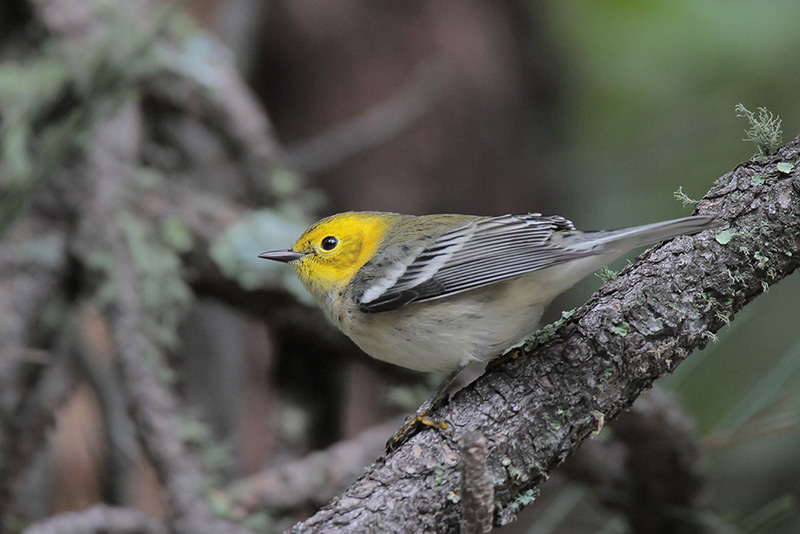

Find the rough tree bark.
[{"left": 286, "top": 141, "right": 800, "bottom": 533}]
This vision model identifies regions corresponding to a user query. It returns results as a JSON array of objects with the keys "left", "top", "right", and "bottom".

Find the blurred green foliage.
[
  {"left": 0, "top": 9, "right": 167, "bottom": 236},
  {"left": 540, "top": 0, "right": 800, "bottom": 223},
  {"left": 210, "top": 207, "right": 313, "bottom": 300}
]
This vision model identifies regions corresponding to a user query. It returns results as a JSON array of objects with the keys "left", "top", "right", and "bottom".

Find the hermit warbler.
[{"left": 259, "top": 211, "right": 716, "bottom": 434}]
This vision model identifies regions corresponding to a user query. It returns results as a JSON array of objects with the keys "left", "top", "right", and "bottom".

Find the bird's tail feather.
[{"left": 570, "top": 215, "right": 718, "bottom": 251}]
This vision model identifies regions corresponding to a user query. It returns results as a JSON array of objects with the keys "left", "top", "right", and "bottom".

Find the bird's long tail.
[{"left": 568, "top": 215, "right": 718, "bottom": 251}]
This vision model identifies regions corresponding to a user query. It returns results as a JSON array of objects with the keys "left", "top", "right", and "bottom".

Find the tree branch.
[
  {"left": 226, "top": 417, "right": 403, "bottom": 517},
  {"left": 564, "top": 388, "right": 734, "bottom": 533},
  {"left": 286, "top": 138, "right": 800, "bottom": 533},
  {"left": 81, "top": 103, "right": 254, "bottom": 534},
  {"left": 458, "top": 431, "right": 494, "bottom": 534},
  {"left": 24, "top": 504, "right": 168, "bottom": 534},
  {"left": 610, "top": 389, "right": 709, "bottom": 533}
]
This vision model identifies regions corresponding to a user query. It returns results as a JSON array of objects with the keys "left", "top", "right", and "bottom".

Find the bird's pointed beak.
[{"left": 258, "top": 249, "right": 306, "bottom": 263}]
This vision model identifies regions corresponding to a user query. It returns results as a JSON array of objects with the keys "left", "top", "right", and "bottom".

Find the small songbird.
[{"left": 260, "top": 211, "right": 716, "bottom": 435}]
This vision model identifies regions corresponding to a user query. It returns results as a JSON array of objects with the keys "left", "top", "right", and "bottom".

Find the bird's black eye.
[{"left": 321, "top": 236, "right": 338, "bottom": 251}]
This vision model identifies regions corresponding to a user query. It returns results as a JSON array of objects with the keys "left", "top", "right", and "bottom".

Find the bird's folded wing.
[{"left": 357, "top": 213, "right": 596, "bottom": 313}]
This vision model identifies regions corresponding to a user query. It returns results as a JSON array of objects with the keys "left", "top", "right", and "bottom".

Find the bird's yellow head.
[{"left": 262, "top": 212, "right": 393, "bottom": 300}]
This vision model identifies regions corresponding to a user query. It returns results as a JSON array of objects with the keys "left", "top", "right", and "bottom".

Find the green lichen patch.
[
  {"left": 735, "top": 104, "right": 783, "bottom": 156},
  {"left": 673, "top": 186, "right": 699, "bottom": 207},
  {"left": 609, "top": 322, "right": 629, "bottom": 337},
  {"left": 715, "top": 230, "right": 735, "bottom": 245}
]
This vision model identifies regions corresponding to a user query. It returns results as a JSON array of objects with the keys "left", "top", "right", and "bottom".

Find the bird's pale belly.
[{"left": 340, "top": 276, "right": 550, "bottom": 372}]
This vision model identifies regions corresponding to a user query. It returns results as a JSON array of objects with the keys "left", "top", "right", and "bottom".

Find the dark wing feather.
[{"left": 357, "top": 213, "right": 593, "bottom": 313}]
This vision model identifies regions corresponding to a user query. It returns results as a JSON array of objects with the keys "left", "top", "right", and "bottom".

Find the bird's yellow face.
[{"left": 289, "top": 212, "right": 391, "bottom": 298}]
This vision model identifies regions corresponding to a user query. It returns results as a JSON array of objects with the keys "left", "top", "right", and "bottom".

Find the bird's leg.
[{"left": 387, "top": 362, "right": 467, "bottom": 451}]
